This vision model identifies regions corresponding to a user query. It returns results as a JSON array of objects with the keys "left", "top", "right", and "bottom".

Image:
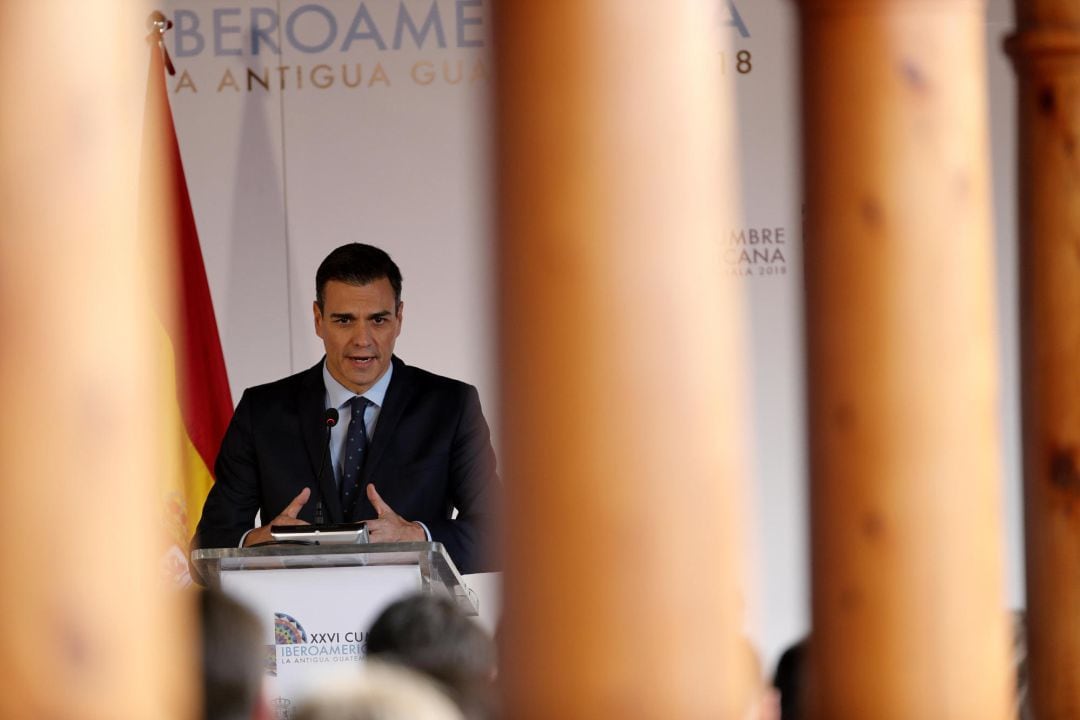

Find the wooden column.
[
  {"left": 796, "top": 1, "right": 1013, "bottom": 718},
  {"left": 495, "top": 3, "right": 750, "bottom": 719},
  {"left": 1007, "top": 3, "right": 1080, "bottom": 717},
  {"left": 0, "top": 3, "right": 195, "bottom": 719}
]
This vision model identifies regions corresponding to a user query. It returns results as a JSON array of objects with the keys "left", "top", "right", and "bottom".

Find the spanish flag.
[{"left": 140, "top": 18, "right": 232, "bottom": 584}]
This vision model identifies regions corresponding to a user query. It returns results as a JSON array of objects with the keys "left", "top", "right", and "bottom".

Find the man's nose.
[{"left": 349, "top": 324, "right": 373, "bottom": 345}]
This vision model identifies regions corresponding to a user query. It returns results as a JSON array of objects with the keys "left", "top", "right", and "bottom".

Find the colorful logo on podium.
[
  {"left": 275, "top": 612, "right": 309, "bottom": 645},
  {"left": 266, "top": 611, "right": 309, "bottom": 676},
  {"left": 268, "top": 609, "right": 368, "bottom": 669}
]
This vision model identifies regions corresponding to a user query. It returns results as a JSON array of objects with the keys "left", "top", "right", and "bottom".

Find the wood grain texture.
[
  {"left": 796, "top": 1, "right": 1012, "bottom": 717},
  {"left": 494, "top": 2, "right": 751, "bottom": 718},
  {"left": 0, "top": 3, "right": 196, "bottom": 718},
  {"left": 1008, "top": 3, "right": 1080, "bottom": 717}
]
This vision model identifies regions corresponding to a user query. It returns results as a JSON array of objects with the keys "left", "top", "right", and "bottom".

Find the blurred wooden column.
[
  {"left": 495, "top": 3, "right": 750, "bottom": 719},
  {"left": 1006, "top": 3, "right": 1080, "bottom": 717},
  {"left": 795, "top": 0, "right": 1013, "bottom": 718},
  {"left": 0, "top": 3, "right": 195, "bottom": 719}
]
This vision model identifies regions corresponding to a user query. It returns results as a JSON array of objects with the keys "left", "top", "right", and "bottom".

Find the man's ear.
[
  {"left": 313, "top": 300, "right": 324, "bottom": 338},
  {"left": 396, "top": 301, "right": 404, "bottom": 325}
]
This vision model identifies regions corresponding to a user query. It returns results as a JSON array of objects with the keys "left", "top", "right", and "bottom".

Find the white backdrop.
[
  {"left": 164, "top": 0, "right": 1025, "bottom": 669},
  {"left": 164, "top": 0, "right": 494, "bottom": 409}
]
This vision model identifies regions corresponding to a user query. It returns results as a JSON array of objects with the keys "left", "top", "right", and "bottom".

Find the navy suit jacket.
[{"left": 193, "top": 356, "right": 499, "bottom": 574}]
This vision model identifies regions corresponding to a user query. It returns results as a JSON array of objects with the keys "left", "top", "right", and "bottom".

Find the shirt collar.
[{"left": 322, "top": 359, "right": 393, "bottom": 409}]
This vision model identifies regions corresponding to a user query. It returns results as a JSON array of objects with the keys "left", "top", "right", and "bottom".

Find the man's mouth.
[{"left": 347, "top": 355, "right": 376, "bottom": 367}]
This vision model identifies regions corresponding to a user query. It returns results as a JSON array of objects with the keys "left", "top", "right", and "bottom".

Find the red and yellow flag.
[{"left": 140, "top": 25, "right": 232, "bottom": 584}]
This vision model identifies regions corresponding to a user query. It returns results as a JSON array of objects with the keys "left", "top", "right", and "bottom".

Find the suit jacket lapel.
[
  {"left": 361, "top": 356, "right": 413, "bottom": 488},
  {"left": 298, "top": 360, "right": 344, "bottom": 523}
]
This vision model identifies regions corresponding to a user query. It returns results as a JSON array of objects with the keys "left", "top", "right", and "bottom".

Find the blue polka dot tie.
[{"left": 340, "top": 396, "right": 371, "bottom": 518}]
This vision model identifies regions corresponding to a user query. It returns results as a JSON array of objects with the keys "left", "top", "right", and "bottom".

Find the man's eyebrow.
[
  {"left": 329, "top": 312, "right": 356, "bottom": 320},
  {"left": 367, "top": 310, "right": 393, "bottom": 320}
]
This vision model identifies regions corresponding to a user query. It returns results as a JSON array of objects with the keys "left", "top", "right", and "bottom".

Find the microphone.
[{"left": 313, "top": 407, "right": 339, "bottom": 525}]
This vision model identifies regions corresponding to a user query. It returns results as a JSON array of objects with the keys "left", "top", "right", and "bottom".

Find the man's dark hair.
[
  {"left": 366, "top": 594, "right": 496, "bottom": 719},
  {"left": 200, "top": 589, "right": 266, "bottom": 720},
  {"left": 315, "top": 243, "right": 403, "bottom": 309}
]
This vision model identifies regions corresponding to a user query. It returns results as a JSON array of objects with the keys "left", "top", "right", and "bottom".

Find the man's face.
[{"left": 314, "top": 278, "right": 403, "bottom": 394}]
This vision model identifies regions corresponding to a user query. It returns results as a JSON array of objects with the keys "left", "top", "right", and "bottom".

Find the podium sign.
[{"left": 192, "top": 542, "right": 476, "bottom": 716}]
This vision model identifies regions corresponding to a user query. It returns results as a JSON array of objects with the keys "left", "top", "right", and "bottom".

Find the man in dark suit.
[{"left": 193, "top": 244, "right": 499, "bottom": 574}]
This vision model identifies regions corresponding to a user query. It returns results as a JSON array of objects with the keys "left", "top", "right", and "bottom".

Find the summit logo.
[{"left": 271, "top": 611, "right": 366, "bottom": 666}]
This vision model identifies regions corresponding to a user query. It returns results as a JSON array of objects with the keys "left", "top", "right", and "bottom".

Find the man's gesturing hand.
[
  {"left": 242, "top": 487, "right": 311, "bottom": 547},
  {"left": 365, "top": 484, "right": 425, "bottom": 543}
]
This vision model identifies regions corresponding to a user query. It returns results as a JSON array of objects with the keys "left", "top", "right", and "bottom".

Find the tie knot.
[{"left": 349, "top": 395, "right": 370, "bottom": 414}]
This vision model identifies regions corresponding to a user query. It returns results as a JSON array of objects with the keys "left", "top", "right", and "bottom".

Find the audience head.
[
  {"left": 365, "top": 594, "right": 496, "bottom": 719},
  {"left": 294, "top": 662, "right": 463, "bottom": 720},
  {"left": 316, "top": 243, "right": 403, "bottom": 309},
  {"left": 772, "top": 637, "right": 807, "bottom": 720},
  {"left": 199, "top": 589, "right": 269, "bottom": 720}
]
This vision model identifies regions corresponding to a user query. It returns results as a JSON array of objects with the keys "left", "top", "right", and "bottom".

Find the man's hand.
[
  {"left": 242, "top": 487, "right": 311, "bottom": 547},
  {"left": 365, "top": 484, "right": 426, "bottom": 543}
]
